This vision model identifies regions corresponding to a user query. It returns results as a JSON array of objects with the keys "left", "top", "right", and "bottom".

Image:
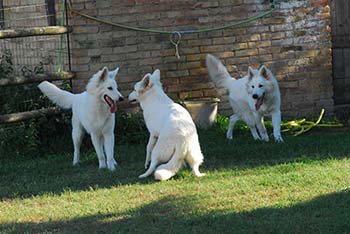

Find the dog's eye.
[
  {"left": 251, "top": 85, "right": 255, "bottom": 88},
  {"left": 259, "top": 84, "right": 263, "bottom": 88},
  {"left": 107, "top": 87, "right": 113, "bottom": 90}
]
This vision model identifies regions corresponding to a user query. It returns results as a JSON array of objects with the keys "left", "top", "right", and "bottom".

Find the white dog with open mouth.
[
  {"left": 206, "top": 54, "right": 283, "bottom": 142},
  {"left": 38, "top": 67, "right": 124, "bottom": 171},
  {"left": 128, "top": 69, "right": 205, "bottom": 180}
]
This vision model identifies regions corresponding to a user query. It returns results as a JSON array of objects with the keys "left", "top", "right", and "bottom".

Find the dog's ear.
[
  {"left": 152, "top": 69, "right": 160, "bottom": 81},
  {"left": 98, "top": 67, "right": 108, "bottom": 81},
  {"left": 247, "top": 67, "right": 255, "bottom": 80},
  {"left": 151, "top": 69, "right": 162, "bottom": 86},
  {"left": 259, "top": 65, "right": 271, "bottom": 80},
  {"left": 141, "top": 74, "right": 153, "bottom": 89},
  {"left": 110, "top": 67, "right": 119, "bottom": 80}
]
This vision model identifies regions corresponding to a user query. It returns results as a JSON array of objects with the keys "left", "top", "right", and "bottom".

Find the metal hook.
[{"left": 170, "top": 31, "right": 181, "bottom": 59}]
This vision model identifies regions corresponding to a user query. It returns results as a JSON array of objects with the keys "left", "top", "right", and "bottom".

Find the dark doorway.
[{"left": 331, "top": 0, "right": 350, "bottom": 120}]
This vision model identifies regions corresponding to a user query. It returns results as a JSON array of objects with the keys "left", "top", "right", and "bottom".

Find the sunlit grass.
[{"left": 0, "top": 123, "right": 350, "bottom": 234}]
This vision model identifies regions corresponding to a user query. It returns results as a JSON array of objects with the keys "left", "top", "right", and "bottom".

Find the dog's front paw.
[
  {"left": 262, "top": 136, "right": 269, "bottom": 142},
  {"left": 253, "top": 136, "right": 262, "bottom": 141},
  {"left": 99, "top": 161, "right": 107, "bottom": 169},
  {"left": 107, "top": 160, "right": 116, "bottom": 171},
  {"left": 275, "top": 136, "right": 283, "bottom": 143}
]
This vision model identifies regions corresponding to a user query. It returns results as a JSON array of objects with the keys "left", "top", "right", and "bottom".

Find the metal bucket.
[{"left": 183, "top": 98, "right": 220, "bottom": 129}]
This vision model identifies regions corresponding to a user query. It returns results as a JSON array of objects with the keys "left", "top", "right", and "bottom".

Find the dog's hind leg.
[
  {"left": 271, "top": 110, "right": 283, "bottom": 142},
  {"left": 104, "top": 133, "right": 116, "bottom": 171},
  {"left": 91, "top": 134, "right": 106, "bottom": 169},
  {"left": 72, "top": 120, "right": 84, "bottom": 166},
  {"left": 249, "top": 127, "right": 261, "bottom": 140},
  {"left": 245, "top": 114, "right": 261, "bottom": 141},
  {"left": 184, "top": 139, "right": 205, "bottom": 177},
  {"left": 226, "top": 114, "right": 240, "bottom": 140},
  {"left": 186, "top": 151, "right": 205, "bottom": 178},
  {"left": 256, "top": 115, "right": 269, "bottom": 142}
]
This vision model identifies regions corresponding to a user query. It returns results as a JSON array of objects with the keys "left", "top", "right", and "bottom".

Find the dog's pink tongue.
[
  {"left": 255, "top": 98, "right": 263, "bottom": 111},
  {"left": 106, "top": 96, "right": 117, "bottom": 113},
  {"left": 110, "top": 102, "right": 117, "bottom": 113}
]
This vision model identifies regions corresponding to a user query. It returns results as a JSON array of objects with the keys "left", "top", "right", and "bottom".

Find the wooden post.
[
  {"left": 45, "top": 0, "right": 57, "bottom": 26},
  {"left": 0, "top": 0, "right": 4, "bottom": 29}
]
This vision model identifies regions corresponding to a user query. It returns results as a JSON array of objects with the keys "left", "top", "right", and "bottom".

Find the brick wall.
[{"left": 69, "top": 0, "right": 333, "bottom": 118}]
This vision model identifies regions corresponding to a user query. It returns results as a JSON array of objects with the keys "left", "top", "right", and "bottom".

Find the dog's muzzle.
[{"left": 254, "top": 93, "right": 265, "bottom": 111}]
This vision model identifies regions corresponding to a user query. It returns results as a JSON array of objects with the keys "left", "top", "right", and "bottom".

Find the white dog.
[
  {"left": 38, "top": 67, "right": 124, "bottom": 171},
  {"left": 206, "top": 54, "right": 283, "bottom": 142},
  {"left": 128, "top": 69, "right": 205, "bottom": 180}
]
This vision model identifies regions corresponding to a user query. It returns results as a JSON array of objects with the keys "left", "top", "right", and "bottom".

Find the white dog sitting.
[
  {"left": 128, "top": 69, "right": 205, "bottom": 180},
  {"left": 38, "top": 67, "right": 124, "bottom": 171}
]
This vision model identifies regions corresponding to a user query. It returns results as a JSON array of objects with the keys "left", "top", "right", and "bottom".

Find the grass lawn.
[{"left": 0, "top": 124, "right": 350, "bottom": 234}]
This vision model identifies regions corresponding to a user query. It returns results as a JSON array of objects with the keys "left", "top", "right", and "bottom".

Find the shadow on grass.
[
  {"left": 1, "top": 189, "right": 350, "bottom": 234},
  {"left": 0, "top": 143, "right": 152, "bottom": 200},
  {"left": 0, "top": 127, "right": 349, "bottom": 200}
]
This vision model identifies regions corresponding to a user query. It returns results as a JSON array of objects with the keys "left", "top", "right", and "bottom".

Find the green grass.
[{"left": 0, "top": 124, "right": 350, "bottom": 234}]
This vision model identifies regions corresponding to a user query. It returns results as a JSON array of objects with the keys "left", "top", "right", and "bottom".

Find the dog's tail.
[
  {"left": 206, "top": 54, "right": 235, "bottom": 90},
  {"left": 38, "top": 81, "right": 75, "bottom": 109},
  {"left": 154, "top": 144, "right": 185, "bottom": 181}
]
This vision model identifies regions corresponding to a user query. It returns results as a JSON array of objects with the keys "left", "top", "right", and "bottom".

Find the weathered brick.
[
  {"left": 248, "top": 41, "right": 271, "bottom": 48},
  {"left": 189, "top": 68, "right": 208, "bottom": 76},
  {"left": 186, "top": 54, "right": 207, "bottom": 62},
  {"left": 231, "top": 43, "right": 248, "bottom": 50},
  {"left": 59, "top": 0, "right": 333, "bottom": 117},
  {"left": 166, "top": 70, "right": 189, "bottom": 78},
  {"left": 235, "top": 49, "right": 259, "bottom": 57},
  {"left": 73, "top": 26, "right": 99, "bottom": 34},
  {"left": 113, "top": 45, "right": 138, "bottom": 54},
  {"left": 200, "top": 45, "right": 227, "bottom": 53},
  {"left": 179, "top": 90, "right": 203, "bottom": 100},
  {"left": 177, "top": 62, "right": 202, "bottom": 70},
  {"left": 203, "top": 89, "right": 218, "bottom": 97}
]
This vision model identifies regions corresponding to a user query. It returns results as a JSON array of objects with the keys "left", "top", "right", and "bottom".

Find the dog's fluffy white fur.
[
  {"left": 38, "top": 67, "right": 124, "bottom": 171},
  {"left": 128, "top": 69, "right": 205, "bottom": 180},
  {"left": 206, "top": 54, "right": 283, "bottom": 142}
]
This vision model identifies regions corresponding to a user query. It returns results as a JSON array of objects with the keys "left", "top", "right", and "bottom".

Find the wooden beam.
[
  {"left": 0, "top": 26, "right": 72, "bottom": 39},
  {"left": 0, "top": 71, "right": 75, "bottom": 86},
  {"left": 0, "top": 107, "right": 60, "bottom": 124}
]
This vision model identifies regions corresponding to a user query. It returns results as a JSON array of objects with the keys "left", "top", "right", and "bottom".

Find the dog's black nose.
[
  {"left": 252, "top": 94, "right": 258, "bottom": 99},
  {"left": 119, "top": 96, "right": 124, "bottom": 102}
]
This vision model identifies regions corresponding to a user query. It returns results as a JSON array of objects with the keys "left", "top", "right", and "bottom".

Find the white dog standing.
[
  {"left": 38, "top": 67, "right": 124, "bottom": 171},
  {"left": 128, "top": 69, "right": 205, "bottom": 180},
  {"left": 206, "top": 54, "right": 283, "bottom": 142}
]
